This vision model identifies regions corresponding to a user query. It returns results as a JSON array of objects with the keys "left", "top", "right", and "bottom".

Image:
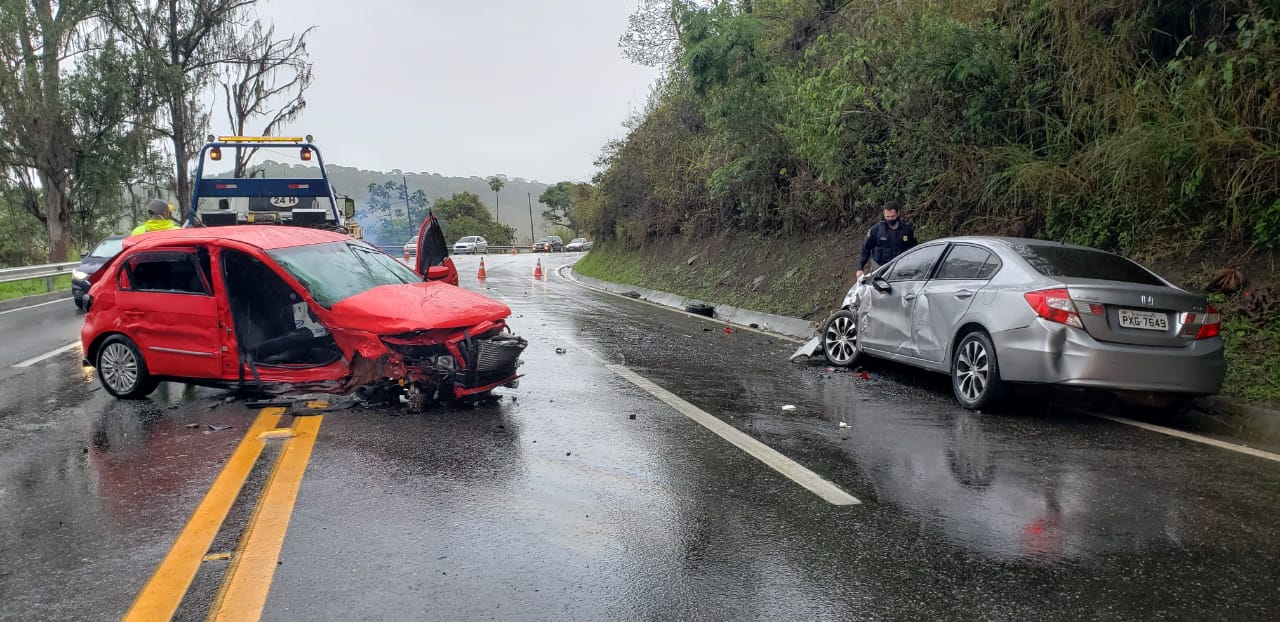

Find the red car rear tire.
[{"left": 97, "top": 335, "right": 159, "bottom": 399}]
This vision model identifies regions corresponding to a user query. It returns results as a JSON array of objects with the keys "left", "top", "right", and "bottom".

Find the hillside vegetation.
[{"left": 578, "top": 0, "right": 1280, "bottom": 403}]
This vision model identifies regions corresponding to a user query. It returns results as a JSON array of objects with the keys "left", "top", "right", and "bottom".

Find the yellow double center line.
[{"left": 124, "top": 407, "right": 323, "bottom": 621}]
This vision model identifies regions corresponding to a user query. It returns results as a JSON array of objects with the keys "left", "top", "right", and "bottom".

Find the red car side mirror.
[{"left": 426, "top": 266, "right": 450, "bottom": 280}]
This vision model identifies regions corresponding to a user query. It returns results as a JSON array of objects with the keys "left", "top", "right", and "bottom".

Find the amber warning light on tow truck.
[
  {"left": 210, "top": 135, "right": 315, "bottom": 161},
  {"left": 216, "top": 135, "right": 307, "bottom": 143}
]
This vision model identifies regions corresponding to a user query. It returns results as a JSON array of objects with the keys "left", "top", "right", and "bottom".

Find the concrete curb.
[
  {"left": 563, "top": 267, "right": 818, "bottom": 342},
  {"left": 1196, "top": 395, "right": 1280, "bottom": 441},
  {"left": 0, "top": 290, "right": 72, "bottom": 313}
]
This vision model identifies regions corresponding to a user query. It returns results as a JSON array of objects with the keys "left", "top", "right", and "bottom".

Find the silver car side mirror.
[{"left": 872, "top": 277, "right": 891, "bottom": 293}]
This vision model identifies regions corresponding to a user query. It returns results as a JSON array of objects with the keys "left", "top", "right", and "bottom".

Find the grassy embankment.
[
  {"left": 576, "top": 239, "right": 1280, "bottom": 405},
  {"left": 0, "top": 275, "right": 72, "bottom": 303}
]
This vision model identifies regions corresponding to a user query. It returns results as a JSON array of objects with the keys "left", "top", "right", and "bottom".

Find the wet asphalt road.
[
  {"left": 1, "top": 253, "right": 1279, "bottom": 620},
  {"left": 0, "top": 298, "right": 85, "bottom": 368}
]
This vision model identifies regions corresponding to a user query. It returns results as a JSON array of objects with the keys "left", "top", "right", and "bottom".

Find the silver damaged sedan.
[{"left": 802, "top": 237, "right": 1226, "bottom": 410}]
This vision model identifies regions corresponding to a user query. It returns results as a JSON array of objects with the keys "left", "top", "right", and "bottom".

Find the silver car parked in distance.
[
  {"left": 453, "top": 236, "right": 488, "bottom": 255},
  {"left": 816, "top": 237, "right": 1226, "bottom": 410}
]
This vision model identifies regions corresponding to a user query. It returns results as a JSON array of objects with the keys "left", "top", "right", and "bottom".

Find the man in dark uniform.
[{"left": 856, "top": 200, "right": 918, "bottom": 279}]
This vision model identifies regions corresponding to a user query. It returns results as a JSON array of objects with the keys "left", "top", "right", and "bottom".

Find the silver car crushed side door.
[
  {"left": 912, "top": 244, "right": 1001, "bottom": 363},
  {"left": 861, "top": 281, "right": 924, "bottom": 356},
  {"left": 912, "top": 279, "right": 986, "bottom": 363},
  {"left": 859, "top": 244, "right": 948, "bottom": 358}
]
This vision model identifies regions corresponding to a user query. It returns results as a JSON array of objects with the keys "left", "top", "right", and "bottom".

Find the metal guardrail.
[
  {"left": 0, "top": 261, "right": 81, "bottom": 290},
  {"left": 374, "top": 245, "right": 529, "bottom": 257}
]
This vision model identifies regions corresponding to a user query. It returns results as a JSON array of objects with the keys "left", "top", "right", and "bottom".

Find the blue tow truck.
[{"left": 186, "top": 135, "right": 362, "bottom": 239}]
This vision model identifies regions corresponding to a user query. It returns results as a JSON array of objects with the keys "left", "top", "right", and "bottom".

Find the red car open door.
[{"left": 415, "top": 212, "right": 459, "bottom": 286}]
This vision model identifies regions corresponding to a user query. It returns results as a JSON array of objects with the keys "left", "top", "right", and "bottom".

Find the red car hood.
[{"left": 327, "top": 282, "right": 511, "bottom": 333}]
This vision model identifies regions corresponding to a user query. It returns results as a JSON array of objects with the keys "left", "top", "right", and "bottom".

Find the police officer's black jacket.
[{"left": 858, "top": 220, "right": 918, "bottom": 268}]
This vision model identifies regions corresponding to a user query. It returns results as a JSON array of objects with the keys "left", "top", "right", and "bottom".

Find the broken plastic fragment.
[
  {"left": 839, "top": 422, "right": 849, "bottom": 428},
  {"left": 781, "top": 405, "right": 797, "bottom": 411}
]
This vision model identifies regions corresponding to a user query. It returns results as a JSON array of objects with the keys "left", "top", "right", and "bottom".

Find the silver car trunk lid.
[{"left": 1061, "top": 278, "right": 1208, "bottom": 348}]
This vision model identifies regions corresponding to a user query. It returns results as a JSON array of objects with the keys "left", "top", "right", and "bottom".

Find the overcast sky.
[{"left": 243, "top": 0, "right": 661, "bottom": 183}]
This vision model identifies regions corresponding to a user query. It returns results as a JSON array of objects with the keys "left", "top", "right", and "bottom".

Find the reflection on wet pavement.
[{"left": 0, "top": 369, "right": 256, "bottom": 619}]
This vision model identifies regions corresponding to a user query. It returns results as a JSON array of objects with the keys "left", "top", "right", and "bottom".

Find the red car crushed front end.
[{"left": 316, "top": 282, "right": 528, "bottom": 407}]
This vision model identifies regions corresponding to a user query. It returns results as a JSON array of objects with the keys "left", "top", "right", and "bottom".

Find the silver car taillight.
[
  {"left": 1024, "top": 288, "right": 1083, "bottom": 328},
  {"left": 1180, "top": 304, "right": 1222, "bottom": 340}
]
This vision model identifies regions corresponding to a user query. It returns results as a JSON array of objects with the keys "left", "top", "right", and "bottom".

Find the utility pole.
[
  {"left": 402, "top": 175, "right": 413, "bottom": 239},
  {"left": 528, "top": 192, "right": 535, "bottom": 245}
]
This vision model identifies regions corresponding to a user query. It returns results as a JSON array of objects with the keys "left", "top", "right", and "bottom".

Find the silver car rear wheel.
[
  {"left": 956, "top": 341, "right": 988, "bottom": 400},
  {"left": 821, "top": 310, "right": 860, "bottom": 367},
  {"left": 952, "top": 331, "right": 1005, "bottom": 410}
]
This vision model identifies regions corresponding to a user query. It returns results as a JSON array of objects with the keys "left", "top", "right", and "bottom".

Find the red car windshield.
[{"left": 268, "top": 241, "right": 420, "bottom": 307}]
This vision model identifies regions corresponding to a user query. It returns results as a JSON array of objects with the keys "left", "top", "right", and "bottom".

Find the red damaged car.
[{"left": 80, "top": 216, "right": 526, "bottom": 409}]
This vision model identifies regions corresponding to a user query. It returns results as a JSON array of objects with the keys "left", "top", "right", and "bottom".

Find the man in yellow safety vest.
[{"left": 131, "top": 199, "right": 180, "bottom": 235}]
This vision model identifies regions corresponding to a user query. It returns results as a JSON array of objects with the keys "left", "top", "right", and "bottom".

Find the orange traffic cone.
[
  {"left": 533, "top": 259, "right": 543, "bottom": 279},
  {"left": 511, "top": 247, "right": 518, "bottom": 256},
  {"left": 403, "top": 248, "right": 409, "bottom": 261},
  {"left": 477, "top": 257, "right": 487, "bottom": 280}
]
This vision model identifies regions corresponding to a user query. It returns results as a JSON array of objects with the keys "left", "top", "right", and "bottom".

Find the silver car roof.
[{"left": 927, "top": 236, "right": 1105, "bottom": 253}]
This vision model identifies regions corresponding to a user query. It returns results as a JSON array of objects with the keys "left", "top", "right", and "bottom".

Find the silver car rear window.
[{"left": 1011, "top": 244, "right": 1164, "bottom": 286}]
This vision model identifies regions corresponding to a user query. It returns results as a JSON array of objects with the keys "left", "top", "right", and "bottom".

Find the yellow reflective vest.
[{"left": 130, "top": 219, "right": 179, "bottom": 236}]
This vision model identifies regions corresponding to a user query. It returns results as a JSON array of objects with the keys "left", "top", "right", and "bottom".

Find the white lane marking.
[
  {"left": 606, "top": 363, "right": 860, "bottom": 506},
  {"left": 522, "top": 281, "right": 853, "bottom": 504},
  {"left": 14, "top": 341, "right": 82, "bottom": 368},
  {"left": 0, "top": 298, "right": 70, "bottom": 316},
  {"left": 1094, "top": 414, "right": 1280, "bottom": 464}
]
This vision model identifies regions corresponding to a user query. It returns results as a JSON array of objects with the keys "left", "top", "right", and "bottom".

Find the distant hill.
[{"left": 241, "top": 161, "right": 554, "bottom": 245}]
